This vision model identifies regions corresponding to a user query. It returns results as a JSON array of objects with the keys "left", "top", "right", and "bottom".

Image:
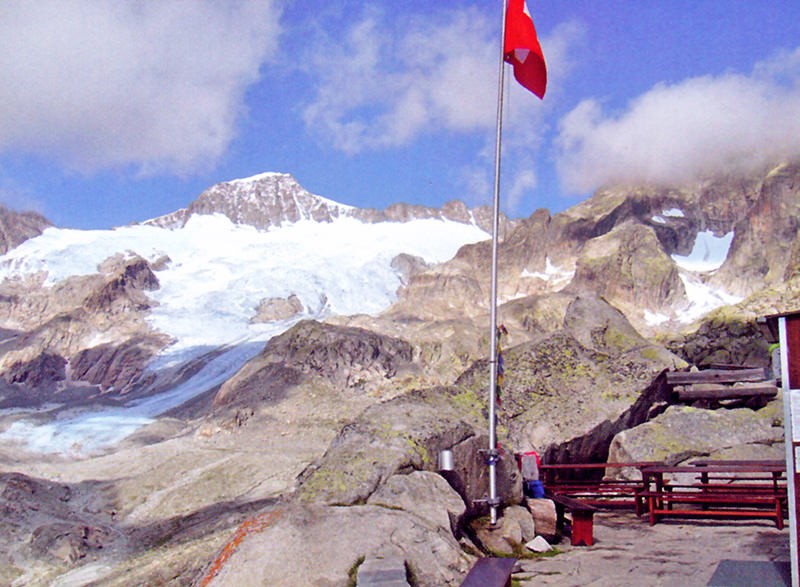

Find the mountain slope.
[
  {"left": 1, "top": 162, "right": 799, "bottom": 455},
  {"left": 0, "top": 178, "right": 492, "bottom": 453},
  {"left": 0, "top": 166, "right": 796, "bottom": 585},
  {"left": 395, "top": 159, "right": 800, "bottom": 334}
]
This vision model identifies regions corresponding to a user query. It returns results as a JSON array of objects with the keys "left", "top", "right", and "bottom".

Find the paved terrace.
[{"left": 514, "top": 511, "right": 790, "bottom": 586}]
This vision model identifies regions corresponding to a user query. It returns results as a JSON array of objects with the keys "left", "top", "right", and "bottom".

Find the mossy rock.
[{"left": 295, "top": 388, "right": 476, "bottom": 505}]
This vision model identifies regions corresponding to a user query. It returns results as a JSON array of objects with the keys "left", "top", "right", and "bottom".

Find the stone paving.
[
  {"left": 356, "top": 556, "right": 410, "bottom": 587},
  {"left": 514, "top": 511, "right": 790, "bottom": 586}
]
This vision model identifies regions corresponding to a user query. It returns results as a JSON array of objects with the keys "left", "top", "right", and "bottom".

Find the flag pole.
[{"left": 487, "top": 0, "right": 509, "bottom": 526}]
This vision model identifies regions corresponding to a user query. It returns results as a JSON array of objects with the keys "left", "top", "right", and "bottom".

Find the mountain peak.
[
  {"left": 144, "top": 171, "right": 508, "bottom": 233},
  {"left": 186, "top": 172, "right": 354, "bottom": 230},
  {"left": 142, "top": 172, "right": 352, "bottom": 230}
]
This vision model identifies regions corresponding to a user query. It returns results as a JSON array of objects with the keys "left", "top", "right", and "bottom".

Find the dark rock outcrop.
[
  {"left": 0, "top": 473, "right": 118, "bottom": 578},
  {"left": 69, "top": 336, "right": 162, "bottom": 393},
  {"left": 665, "top": 309, "right": 773, "bottom": 368},
  {"left": 214, "top": 320, "right": 416, "bottom": 406},
  {"left": 0, "top": 254, "right": 167, "bottom": 400},
  {"left": 4, "top": 352, "right": 66, "bottom": 387}
]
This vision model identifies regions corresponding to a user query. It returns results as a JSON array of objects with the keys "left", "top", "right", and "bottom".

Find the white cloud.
[
  {"left": 298, "top": 9, "right": 585, "bottom": 214},
  {"left": 556, "top": 47, "right": 800, "bottom": 194},
  {"left": 0, "top": 0, "right": 282, "bottom": 175},
  {"left": 506, "top": 167, "right": 538, "bottom": 210},
  {"left": 300, "top": 7, "right": 498, "bottom": 154}
]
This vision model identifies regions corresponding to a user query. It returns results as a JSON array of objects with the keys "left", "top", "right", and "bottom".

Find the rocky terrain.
[
  {"left": 144, "top": 171, "right": 513, "bottom": 236},
  {"left": 0, "top": 162, "right": 798, "bottom": 585},
  {"left": 0, "top": 205, "right": 51, "bottom": 255}
]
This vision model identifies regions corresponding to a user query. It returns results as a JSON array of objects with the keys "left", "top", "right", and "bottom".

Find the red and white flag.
[{"left": 504, "top": 0, "right": 547, "bottom": 99}]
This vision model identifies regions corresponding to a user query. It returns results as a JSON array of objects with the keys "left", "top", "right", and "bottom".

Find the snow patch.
[
  {"left": 228, "top": 171, "right": 286, "bottom": 184},
  {"left": 676, "top": 272, "right": 743, "bottom": 324},
  {"left": 671, "top": 231, "right": 733, "bottom": 272},
  {"left": 521, "top": 257, "right": 574, "bottom": 287},
  {"left": 652, "top": 208, "right": 685, "bottom": 225},
  {"left": 644, "top": 310, "right": 669, "bottom": 326}
]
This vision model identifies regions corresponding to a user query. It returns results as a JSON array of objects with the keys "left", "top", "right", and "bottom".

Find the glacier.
[{"left": 0, "top": 212, "right": 489, "bottom": 455}]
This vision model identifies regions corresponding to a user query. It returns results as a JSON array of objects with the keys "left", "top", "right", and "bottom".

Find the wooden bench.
[
  {"left": 541, "top": 462, "right": 654, "bottom": 510},
  {"left": 639, "top": 462, "right": 787, "bottom": 528},
  {"left": 639, "top": 490, "right": 784, "bottom": 529},
  {"left": 540, "top": 462, "right": 655, "bottom": 484},
  {"left": 460, "top": 557, "right": 516, "bottom": 587},
  {"left": 547, "top": 480, "right": 645, "bottom": 508},
  {"left": 548, "top": 493, "right": 598, "bottom": 546}
]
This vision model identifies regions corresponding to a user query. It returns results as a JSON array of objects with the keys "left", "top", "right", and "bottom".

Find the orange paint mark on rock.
[{"left": 197, "top": 508, "right": 282, "bottom": 586}]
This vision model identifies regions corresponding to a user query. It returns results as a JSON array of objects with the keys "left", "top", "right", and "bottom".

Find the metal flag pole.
[{"left": 487, "top": 0, "right": 510, "bottom": 526}]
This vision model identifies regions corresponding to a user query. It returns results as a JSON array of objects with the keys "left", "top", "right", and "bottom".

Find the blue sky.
[{"left": 1, "top": 1, "right": 799, "bottom": 229}]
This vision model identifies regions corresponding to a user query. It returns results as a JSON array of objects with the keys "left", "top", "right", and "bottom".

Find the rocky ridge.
[
  {"left": 144, "top": 172, "right": 512, "bottom": 235},
  {"left": 0, "top": 205, "right": 51, "bottom": 256},
  {"left": 394, "top": 160, "right": 800, "bottom": 334},
  {"left": 0, "top": 253, "right": 171, "bottom": 405}
]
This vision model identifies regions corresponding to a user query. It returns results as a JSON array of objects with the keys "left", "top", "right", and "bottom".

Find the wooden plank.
[
  {"left": 549, "top": 494, "right": 599, "bottom": 512},
  {"left": 690, "top": 459, "right": 785, "bottom": 468},
  {"left": 676, "top": 381, "right": 778, "bottom": 400},
  {"left": 667, "top": 368, "right": 767, "bottom": 385}
]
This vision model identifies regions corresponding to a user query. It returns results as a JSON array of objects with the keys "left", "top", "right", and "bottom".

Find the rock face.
[
  {"left": 395, "top": 160, "right": 800, "bottom": 332},
  {"left": 445, "top": 434, "right": 523, "bottom": 517},
  {"left": 214, "top": 320, "right": 416, "bottom": 406},
  {"left": 665, "top": 308, "right": 773, "bottom": 368},
  {"left": 455, "top": 295, "right": 680, "bottom": 463},
  {"left": 0, "top": 254, "right": 169, "bottom": 402},
  {"left": 0, "top": 472, "right": 118, "bottom": 582},
  {"left": 0, "top": 205, "right": 52, "bottom": 255},
  {"left": 566, "top": 222, "right": 684, "bottom": 310},
  {"left": 294, "top": 387, "right": 480, "bottom": 506},
  {"left": 182, "top": 172, "right": 353, "bottom": 228},
  {"left": 2, "top": 162, "right": 800, "bottom": 586},
  {"left": 608, "top": 403, "right": 785, "bottom": 465},
  {"left": 367, "top": 471, "right": 467, "bottom": 536},
  {"left": 204, "top": 502, "right": 472, "bottom": 587},
  {"left": 250, "top": 294, "right": 304, "bottom": 323},
  {"left": 714, "top": 162, "right": 800, "bottom": 295}
]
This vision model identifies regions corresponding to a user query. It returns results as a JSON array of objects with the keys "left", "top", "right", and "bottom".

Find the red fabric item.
[{"left": 504, "top": 0, "right": 547, "bottom": 99}]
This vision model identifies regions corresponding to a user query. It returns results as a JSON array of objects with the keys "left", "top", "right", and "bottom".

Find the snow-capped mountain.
[
  {"left": 0, "top": 173, "right": 492, "bottom": 453},
  {"left": 144, "top": 172, "right": 509, "bottom": 234}
]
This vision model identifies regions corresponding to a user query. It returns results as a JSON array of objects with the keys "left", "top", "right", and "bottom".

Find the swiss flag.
[{"left": 504, "top": 0, "right": 547, "bottom": 99}]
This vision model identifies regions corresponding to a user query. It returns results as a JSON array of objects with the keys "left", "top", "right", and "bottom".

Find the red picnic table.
[{"left": 638, "top": 461, "right": 787, "bottom": 528}]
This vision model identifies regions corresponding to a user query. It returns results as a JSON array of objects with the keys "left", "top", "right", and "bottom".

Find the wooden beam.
[
  {"left": 676, "top": 381, "right": 778, "bottom": 400},
  {"left": 667, "top": 367, "right": 767, "bottom": 385}
]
